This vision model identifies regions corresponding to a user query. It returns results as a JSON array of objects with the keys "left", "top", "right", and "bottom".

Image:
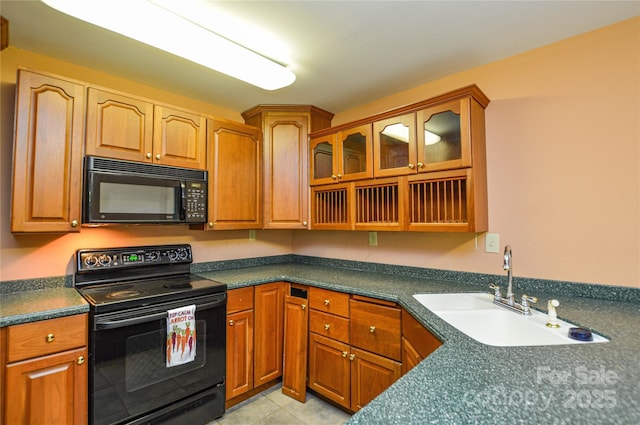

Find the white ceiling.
[{"left": 1, "top": 1, "right": 638, "bottom": 114}]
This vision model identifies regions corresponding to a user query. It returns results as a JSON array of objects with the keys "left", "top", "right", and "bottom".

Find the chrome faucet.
[
  {"left": 489, "top": 245, "right": 538, "bottom": 315},
  {"left": 503, "top": 245, "right": 514, "bottom": 306}
]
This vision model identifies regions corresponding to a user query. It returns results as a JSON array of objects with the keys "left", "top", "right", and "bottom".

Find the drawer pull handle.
[
  {"left": 301, "top": 304, "right": 306, "bottom": 310},
  {"left": 229, "top": 320, "right": 234, "bottom": 326},
  {"left": 324, "top": 299, "right": 330, "bottom": 306},
  {"left": 324, "top": 324, "right": 330, "bottom": 330},
  {"left": 349, "top": 354, "right": 355, "bottom": 361},
  {"left": 46, "top": 333, "right": 55, "bottom": 343},
  {"left": 342, "top": 351, "right": 348, "bottom": 358},
  {"left": 369, "top": 326, "right": 376, "bottom": 333},
  {"left": 77, "top": 356, "right": 85, "bottom": 365}
]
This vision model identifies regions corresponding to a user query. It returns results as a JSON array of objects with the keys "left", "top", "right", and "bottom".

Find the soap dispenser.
[{"left": 546, "top": 299, "right": 560, "bottom": 328}]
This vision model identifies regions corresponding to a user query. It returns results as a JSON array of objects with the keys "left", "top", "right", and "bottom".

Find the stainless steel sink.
[{"left": 413, "top": 293, "right": 609, "bottom": 346}]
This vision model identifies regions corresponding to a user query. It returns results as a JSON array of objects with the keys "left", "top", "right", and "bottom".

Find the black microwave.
[{"left": 83, "top": 156, "right": 207, "bottom": 225}]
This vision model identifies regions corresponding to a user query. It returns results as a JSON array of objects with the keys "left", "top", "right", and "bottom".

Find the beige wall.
[
  {"left": 293, "top": 17, "right": 640, "bottom": 288},
  {"left": 1, "top": 17, "right": 638, "bottom": 289},
  {"left": 0, "top": 48, "right": 291, "bottom": 281}
]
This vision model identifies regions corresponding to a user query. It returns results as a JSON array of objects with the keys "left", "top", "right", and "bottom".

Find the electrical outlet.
[
  {"left": 368, "top": 232, "right": 378, "bottom": 247},
  {"left": 485, "top": 233, "right": 499, "bottom": 253},
  {"left": 249, "top": 230, "right": 256, "bottom": 241}
]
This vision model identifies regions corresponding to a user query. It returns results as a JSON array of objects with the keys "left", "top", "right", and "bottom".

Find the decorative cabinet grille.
[
  {"left": 311, "top": 184, "right": 352, "bottom": 229},
  {"left": 409, "top": 176, "right": 467, "bottom": 224}
]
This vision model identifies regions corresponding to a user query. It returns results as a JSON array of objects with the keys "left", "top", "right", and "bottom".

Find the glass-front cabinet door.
[
  {"left": 373, "top": 114, "right": 417, "bottom": 177},
  {"left": 337, "top": 124, "right": 372, "bottom": 181},
  {"left": 310, "top": 134, "right": 338, "bottom": 185},
  {"left": 416, "top": 98, "right": 472, "bottom": 172}
]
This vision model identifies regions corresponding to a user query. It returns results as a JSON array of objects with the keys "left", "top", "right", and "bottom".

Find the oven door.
[{"left": 89, "top": 293, "right": 226, "bottom": 425}]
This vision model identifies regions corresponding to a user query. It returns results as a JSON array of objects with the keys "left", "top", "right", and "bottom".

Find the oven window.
[
  {"left": 125, "top": 321, "right": 206, "bottom": 392},
  {"left": 100, "top": 182, "right": 175, "bottom": 214}
]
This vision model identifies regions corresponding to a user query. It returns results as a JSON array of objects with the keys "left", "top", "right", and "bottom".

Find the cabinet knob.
[
  {"left": 77, "top": 356, "right": 85, "bottom": 365},
  {"left": 349, "top": 354, "right": 355, "bottom": 361},
  {"left": 324, "top": 324, "right": 330, "bottom": 330},
  {"left": 229, "top": 320, "right": 234, "bottom": 326},
  {"left": 408, "top": 163, "right": 415, "bottom": 169},
  {"left": 417, "top": 162, "right": 424, "bottom": 168},
  {"left": 46, "top": 333, "right": 55, "bottom": 343},
  {"left": 302, "top": 221, "right": 308, "bottom": 226},
  {"left": 70, "top": 220, "right": 79, "bottom": 227},
  {"left": 146, "top": 153, "right": 152, "bottom": 159},
  {"left": 156, "top": 154, "right": 161, "bottom": 160},
  {"left": 208, "top": 222, "right": 214, "bottom": 227},
  {"left": 331, "top": 174, "right": 337, "bottom": 180},
  {"left": 337, "top": 173, "right": 343, "bottom": 179},
  {"left": 369, "top": 326, "right": 376, "bottom": 333},
  {"left": 301, "top": 304, "right": 306, "bottom": 310},
  {"left": 342, "top": 351, "right": 348, "bottom": 358},
  {"left": 324, "top": 299, "right": 330, "bottom": 306}
]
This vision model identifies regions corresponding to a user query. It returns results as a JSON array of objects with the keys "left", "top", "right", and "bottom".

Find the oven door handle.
[{"left": 95, "top": 298, "right": 225, "bottom": 330}]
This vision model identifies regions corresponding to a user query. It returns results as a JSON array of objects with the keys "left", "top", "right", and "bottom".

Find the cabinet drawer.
[
  {"left": 350, "top": 300, "right": 401, "bottom": 361},
  {"left": 227, "top": 286, "right": 255, "bottom": 314},
  {"left": 309, "top": 310, "right": 349, "bottom": 343},
  {"left": 6, "top": 314, "right": 88, "bottom": 363},
  {"left": 309, "top": 287, "right": 350, "bottom": 317}
]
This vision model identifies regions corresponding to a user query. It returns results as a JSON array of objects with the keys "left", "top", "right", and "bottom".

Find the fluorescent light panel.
[{"left": 41, "top": 0, "right": 296, "bottom": 90}]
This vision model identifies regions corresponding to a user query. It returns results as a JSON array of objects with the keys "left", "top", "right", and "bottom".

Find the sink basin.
[{"left": 413, "top": 293, "right": 608, "bottom": 346}]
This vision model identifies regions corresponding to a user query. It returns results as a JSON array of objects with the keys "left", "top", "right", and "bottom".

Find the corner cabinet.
[
  {"left": 11, "top": 69, "right": 85, "bottom": 233},
  {"left": 1, "top": 314, "right": 88, "bottom": 424},
  {"left": 242, "top": 105, "right": 333, "bottom": 229},
  {"left": 310, "top": 85, "right": 490, "bottom": 232},
  {"left": 85, "top": 87, "right": 207, "bottom": 170},
  {"left": 201, "top": 118, "right": 263, "bottom": 230}
]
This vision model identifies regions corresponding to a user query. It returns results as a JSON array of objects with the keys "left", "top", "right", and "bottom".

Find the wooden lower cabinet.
[
  {"left": 254, "top": 282, "right": 285, "bottom": 386},
  {"left": 282, "top": 288, "right": 309, "bottom": 402},
  {"left": 350, "top": 347, "right": 401, "bottom": 412},
  {"left": 2, "top": 314, "right": 88, "bottom": 425},
  {"left": 308, "top": 333, "right": 351, "bottom": 410},
  {"left": 401, "top": 309, "right": 442, "bottom": 374},
  {"left": 226, "top": 308, "right": 254, "bottom": 400}
]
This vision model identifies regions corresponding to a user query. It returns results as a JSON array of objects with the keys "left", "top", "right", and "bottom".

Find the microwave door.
[{"left": 86, "top": 173, "right": 182, "bottom": 223}]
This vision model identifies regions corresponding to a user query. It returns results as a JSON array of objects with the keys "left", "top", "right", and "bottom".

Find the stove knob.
[
  {"left": 168, "top": 250, "right": 178, "bottom": 261},
  {"left": 83, "top": 255, "right": 98, "bottom": 268},
  {"left": 98, "top": 255, "right": 112, "bottom": 266},
  {"left": 147, "top": 251, "right": 160, "bottom": 262},
  {"left": 178, "top": 249, "right": 189, "bottom": 260}
]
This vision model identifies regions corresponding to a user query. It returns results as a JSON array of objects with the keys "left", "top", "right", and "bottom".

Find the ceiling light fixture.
[{"left": 41, "top": 0, "right": 296, "bottom": 90}]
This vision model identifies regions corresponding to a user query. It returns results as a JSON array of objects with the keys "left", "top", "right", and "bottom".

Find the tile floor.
[{"left": 209, "top": 384, "right": 351, "bottom": 425}]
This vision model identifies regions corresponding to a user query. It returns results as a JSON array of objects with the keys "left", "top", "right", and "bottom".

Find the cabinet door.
[
  {"left": 350, "top": 299, "right": 401, "bottom": 361},
  {"left": 153, "top": 105, "right": 206, "bottom": 170},
  {"left": 373, "top": 114, "right": 417, "bottom": 177},
  {"left": 350, "top": 347, "right": 401, "bottom": 413},
  {"left": 206, "top": 119, "right": 262, "bottom": 229},
  {"left": 401, "top": 336, "right": 422, "bottom": 375},
  {"left": 310, "top": 183, "right": 354, "bottom": 230},
  {"left": 5, "top": 347, "right": 88, "bottom": 425},
  {"left": 308, "top": 333, "right": 350, "bottom": 410},
  {"left": 263, "top": 114, "right": 310, "bottom": 228},
  {"left": 337, "top": 124, "right": 373, "bottom": 182},
  {"left": 310, "top": 134, "right": 339, "bottom": 185},
  {"left": 282, "top": 293, "right": 308, "bottom": 402},
  {"left": 226, "top": 309, "right": 254, "bottom": 401},
  {"left": 253, "top": 282, "right": 285, "bottom": 386},
  {"left": 85, "top": 88, "right": 154, "bottom": 162},
  {"left": 416, "top": 98, "right": 471, "bottom": 172},
  {"left": 11, "top": 70, "right": 84, "bottom": 233}
]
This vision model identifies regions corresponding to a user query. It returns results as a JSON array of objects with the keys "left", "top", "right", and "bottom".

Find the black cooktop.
[{"left": 74, "top": 244, "right": 226, "bottom": 314}]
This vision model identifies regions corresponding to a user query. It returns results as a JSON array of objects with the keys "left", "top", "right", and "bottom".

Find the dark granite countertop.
[
  {"left": 195, "top": 263, "right": 640, "bottom": 425},
  {"left": 0, "top": 287, "right": 89, "bottom": 327}
]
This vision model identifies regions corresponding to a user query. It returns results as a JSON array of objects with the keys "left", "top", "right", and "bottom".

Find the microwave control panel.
[{"left": 185, "top": 181, "right": 207, "bottom": 222}]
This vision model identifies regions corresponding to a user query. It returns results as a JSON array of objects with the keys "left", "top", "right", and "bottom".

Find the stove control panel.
[{"left": 76, "top": 245, "right": 193, "bottom": 272}]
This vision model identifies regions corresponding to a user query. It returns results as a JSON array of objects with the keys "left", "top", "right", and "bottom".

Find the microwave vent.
[{"left": 86, "top": 156, "right": 206, "bottom": 181}]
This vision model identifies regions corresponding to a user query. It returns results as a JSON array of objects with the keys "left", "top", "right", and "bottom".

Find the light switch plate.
[{"left": 485, "top": 233, "right": 500, "bottom": 253}]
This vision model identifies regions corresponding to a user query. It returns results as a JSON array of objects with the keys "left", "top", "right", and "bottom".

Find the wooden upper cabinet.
[
  {"left": 242, "top": 105, "right": 333, "bottom": 229},
  {"left": 11, "top": 69, "right": 84, "bottom": 233},
  {"left": 86, "top": 87, "right": 206, "bottom": 169},
  {"left": 204, "top": 118, "right": 262, "bottom": 230},
  {"left": 85, "top": 88, "right": 154, "bottom": 162},
  {"left": 153, "top": 105, "right": 206, "bottom": 169},
  {"left": 310, "top": 124, "right": 372, "bottom": 185}
]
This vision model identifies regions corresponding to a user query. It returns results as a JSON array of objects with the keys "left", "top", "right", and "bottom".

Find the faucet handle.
[
  {"left": 521, "top": 295, "right": 538, "bottom": 315},
  {"left": 489, "top": 284, "right": 501, "bottom": 300}
]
